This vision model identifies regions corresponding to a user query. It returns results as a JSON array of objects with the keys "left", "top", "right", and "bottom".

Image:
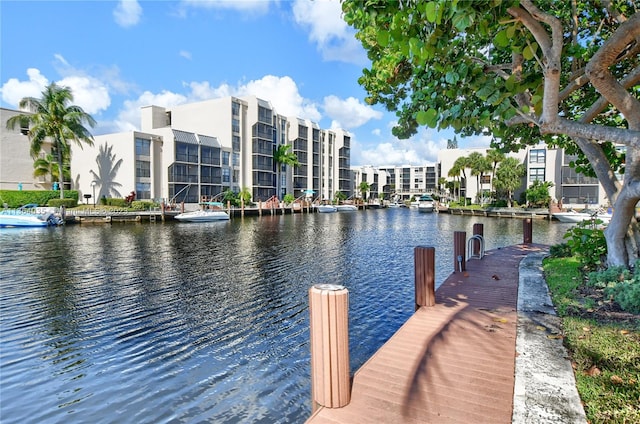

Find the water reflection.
[{"left": 0, "top": 210, "right": 570, "bottom": 423}]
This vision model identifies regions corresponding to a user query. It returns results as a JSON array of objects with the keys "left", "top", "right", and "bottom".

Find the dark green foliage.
[
  {"left": 563, "top": 221, "right": 607, "bottom": 271},
  {"left": 549, "top": 242, "right": 573, "bottom": 258},
  {"left": 105, "top": 198, "right": 128, "bottom": 208},
  {"left": 588, "top": 262, "right": 640, "bottom": 314},
  {"left": 525, "top": 180, "right": 553, "bottom": 208},
  {"left": 0, "top": 190, "right": 78, "bottom": 208},
  {"left": 47, "top": 198, "right": 78, "bottom": 208}
]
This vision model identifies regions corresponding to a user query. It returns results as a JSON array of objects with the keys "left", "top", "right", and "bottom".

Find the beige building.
[{"left": 0, "top": 107, "right": 54, "bottom": 191}]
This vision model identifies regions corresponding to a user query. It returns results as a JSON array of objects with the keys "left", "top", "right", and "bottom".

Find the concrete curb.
[{"left": 512, "top": 250, "right": 587, "bottom": 423}]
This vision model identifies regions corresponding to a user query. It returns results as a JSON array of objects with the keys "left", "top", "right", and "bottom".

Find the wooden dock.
[{"left": 307, "top": 244, "right": 547, "bottom": 424}]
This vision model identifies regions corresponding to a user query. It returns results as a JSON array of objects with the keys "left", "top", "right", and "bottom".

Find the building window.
[
  {"left": 135, "top": 138, "right": 150, "bottom": 156},
  {"left": 562, "top": 186, "right": 599, "bottom": 205},
  {"left": 232, "top": 152, "right": 240, "bottom": 167},
  {"left": 222, "top": 168, "right": 230, "bottom": 183},
  {"left": 222, "top": 151, "right": 230, "bottom": 166},
  {"left": 136, "top": 182, "right": 150, "bottom": 199},
  {"left": 136, "top": 160, "right": 151, "bottom": 178},
  {"left": 232, "top": 101, "right": 240, "bottom": 116},
  {"left": 232, "top": 118, "right": 240, "bottom": 134},
  {"left": 176, "top": 142, "right": 198, "bottom": 163},
  {"left": 529, "top": 168, "right": 545, "bottom": 181},
  {"left": 529, "top": 149, "right": 546, "bottom": 164}
]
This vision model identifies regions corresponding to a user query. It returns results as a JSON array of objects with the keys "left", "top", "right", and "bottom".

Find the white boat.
[
  {"left": 175, "top": 209, "right": 230, "bottom": 222},
  {"left": 315, "top": 204, "right": 337, "bottom": 213},
  {"left": 388, "top": 201, "right": 401, "bottom": 208},
  {"left": 553, "top": 210, "right": 612, "bottom": 224},
  {"left": 417, "top": 194, "right": 435, "bottom": 213},
  {"left": 335, "top": 204, "right": 357, "bottom": 212},
  {"left": 0, "top": 204, "right": 62, "bottom": 228}
]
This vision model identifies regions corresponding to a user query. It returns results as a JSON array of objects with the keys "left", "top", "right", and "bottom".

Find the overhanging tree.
[
  {"left": 342, "top": 0, "right": 640, "bottom": 267},
  {"left": 6, "top": 83, "right": 96, "bottom": 199}
]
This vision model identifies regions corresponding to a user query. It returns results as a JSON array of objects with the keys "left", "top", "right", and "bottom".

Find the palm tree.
[
  {"left": 468, "top": 152, "right": 491, "bottom": 204},
  {"left": 33, "top": 151, "right": 70, "bottom": 188},
  {"left": 447, "top": 163, "right": 462, "bottom": 202},
  {"left": 486, "top": 149, "right": 506, "bottom": 199},
  {"left": 273, "top": 144, "right": 299, "bottom": 199},
  {"left": 6, "top": 83, "right": 96, "bottom": 198},
  {"left": 452, "top": 156, "right": 470, "bottom": 205},
  {"left": 359, "top": 181, "right": 370, "bottom": 201}
]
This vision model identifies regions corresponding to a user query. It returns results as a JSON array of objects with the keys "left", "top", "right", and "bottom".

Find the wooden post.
[
  {"left": 414, "top": 246, "right": 436, "bottom": 310},
  {"left": 523, "top": 218, "right": 533, "bottom": 244},
  {"left": 453, "top": 231, "right": 466, "bottom": 273},
  {"left": 472, "top": 223, "right": 484, "bottom": 256},
  {"left": 259, "top": 200, "right": 262, "bottom": 216},
  {"left": 309, "top": 284, "right": 350, "bottom": 411}
]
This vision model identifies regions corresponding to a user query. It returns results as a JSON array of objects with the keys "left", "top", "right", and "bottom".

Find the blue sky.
[{"left": 0, "top": 0, "right": 489, "bottom": 166}]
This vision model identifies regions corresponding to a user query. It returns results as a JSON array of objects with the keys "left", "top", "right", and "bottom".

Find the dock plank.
[{"left": 307, "top": 244, "right": 546, "bottom": 424}]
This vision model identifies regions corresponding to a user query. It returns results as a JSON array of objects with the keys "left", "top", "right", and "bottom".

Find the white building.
[
  {"left": 68, "top": 96, "right": 352, "bottom": 206},
  {"left": 437, "top": 145, "right": 609, "bottom": 208}
]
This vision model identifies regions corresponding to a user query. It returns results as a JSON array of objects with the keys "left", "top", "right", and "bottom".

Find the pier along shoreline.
[{"left": 307, "top": 244, "right": 586, "bottom": 424}]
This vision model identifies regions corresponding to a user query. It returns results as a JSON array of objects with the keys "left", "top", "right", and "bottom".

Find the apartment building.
[
  {"left": 0, "top": 107, "right": 54, "bottom": 191},
  {"left": 351, "top": 163, "right": 439, "bottom": 200},
  {"left": 351, "top": 144, "right": 610, "bottom": 208},
  {"left": 65, "top": 96, "right": 352, "bottom": 205}
]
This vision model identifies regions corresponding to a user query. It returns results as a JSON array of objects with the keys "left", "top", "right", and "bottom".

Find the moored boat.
[
  {"left": 315, "top": 204, "right": 337, "bottom": 213},
  {"left": 175, "top": 209, "right": 230, "bottom": 222},
  {"left": 417, "top": 194, "right": 435, "bottom": 213},
  {"left": 335, "top": 204, "right": 357, "bottom": 212},
  {"left": 552, "top": 210, "right": 612, "bottom": 224},
  {"left": 0, "top": 204, "right": 62, "bottom": 228}
]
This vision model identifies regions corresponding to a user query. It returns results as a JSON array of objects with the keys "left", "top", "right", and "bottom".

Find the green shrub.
[
  {"left": 563, "top": 221, "right": 607, "bottom": 271},
  {"left": 283, "top": 194, "right": 295, "bottom": 205},
  {"left": 105, "top": 198, "right": 128, "bottom": 207},
  {"left": 48, "top": 198, "right": 78, "bottom": 208},
  {"left": 0, "top": 190, "right": 78, "bottom": 208},
  {"left": 587, "top": 262, "right": 640, "bottom": 314},
  {"left": 605, "top": 281, "right": 640, "bottom": 314},
  {"left": 130, "top": 200, "right": 158, "bottom": 210},
  {"left": 549, "top": 242, "right": 573, "bottom": 258}
]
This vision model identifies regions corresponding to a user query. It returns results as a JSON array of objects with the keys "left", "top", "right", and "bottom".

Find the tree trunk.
[{"left": 55, "top": 145, "right": 65, "bottom": 199}]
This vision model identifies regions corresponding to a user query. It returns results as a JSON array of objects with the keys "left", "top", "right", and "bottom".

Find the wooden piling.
[
  {"left": 309, "top": 284, "right": 350, "bottom": 411},
  {"left": 414, "top": 246, "right": 436, "bottom": 309},
  {"left": 453, "top": 231, "right": 466, "bottom": 273},
  {"left": 523, "top": 218, "right": 532, "bottom": 244},
  {"left": 472, "top": 223, "right": 484, "bottom": 256}
]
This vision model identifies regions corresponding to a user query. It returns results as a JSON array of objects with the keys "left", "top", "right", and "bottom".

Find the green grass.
[{"left": 543, "top": 257, "right": 640, "bottom": 424}]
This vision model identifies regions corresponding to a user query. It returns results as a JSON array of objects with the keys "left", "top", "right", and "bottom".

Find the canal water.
[{"left": 0, "top": 209, "right": 572, "bottom": 423}]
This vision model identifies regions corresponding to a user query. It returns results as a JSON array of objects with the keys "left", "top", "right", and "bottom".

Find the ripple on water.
[{"left": 0, "top": 211, "right": 569, "bottom": 423}]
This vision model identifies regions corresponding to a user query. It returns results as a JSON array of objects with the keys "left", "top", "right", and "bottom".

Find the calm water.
[{"left": 0, "top": 209, "right": 571, "bottom": 423}]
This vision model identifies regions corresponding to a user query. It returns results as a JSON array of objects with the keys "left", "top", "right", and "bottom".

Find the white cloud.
[
  {"left": 113, "top": 0, "right": 142, "bottom": 28},
  {"left": 371, "top": 128, "right": 381, "bottom": 137},
  {"left": 292, "top": 0, "right": 366, "bottom": 64},
  {"left": 57, "top": 75, "right": 111, "bottom": 115},
  {"left": 353, "top": 129, "right": 449, "bottom": 166},
  {"left": 235, "top": 75, "right": 321, "bottom": 121},
  {"left": 0, "top": 68, "right": 49, "bottom": 106},
  {"left": 110, "top": 75, "right": 321, "bottom": 132},
  {"left": 114, "top": 90, "right": 188, "bottom": 132},
  {"left": 0, "top": 66, "right": 110, "bottom": 116},
  {"left": 323, "top": 95, "right": 382, "bottom": 129},
  {"left": 179, "top": 50, "right": 192, "bottom": 60}
]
